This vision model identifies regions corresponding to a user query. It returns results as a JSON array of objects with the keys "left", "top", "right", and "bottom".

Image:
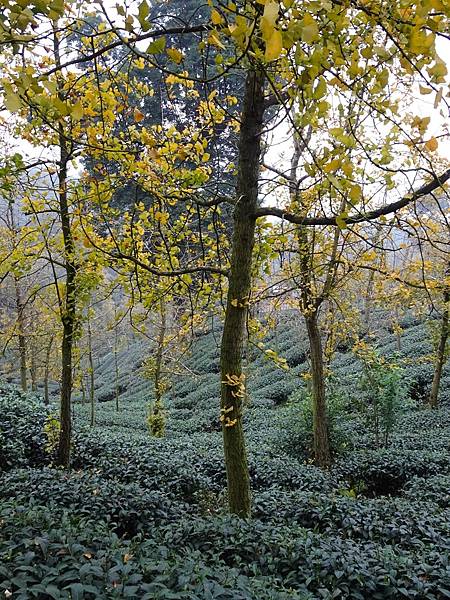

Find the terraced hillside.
[{"left": 1, "top": 310, "right": 450, "bottom": 599}]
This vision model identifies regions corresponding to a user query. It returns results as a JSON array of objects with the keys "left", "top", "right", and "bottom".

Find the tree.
[{"left": 2, "top": 0, "right": 450, "bottom": 517}]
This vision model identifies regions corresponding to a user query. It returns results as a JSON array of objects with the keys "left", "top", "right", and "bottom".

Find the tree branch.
[{"left": 255, "top": 168, "right": 450, "bottom": 226}]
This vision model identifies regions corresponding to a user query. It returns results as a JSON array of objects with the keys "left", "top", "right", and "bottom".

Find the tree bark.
[
  {"left": 305, "top": 312, "right": 332, "bottom": 467},
  {"left": 429, "top": 285, "right": 449, "bottom": 408},
  {"left": 30, "top": 344, "right": 37, "bottom": 392},
  {"left": 220, "top": 68, "right": 265, "bottom": 518},
  {"left": 114, "top": 319, "right": 120, "bottom": 412},
  {"left": 14, "top": 278, "right": 27, "bottom": 392},
  {"left": 44, "top": 336, "right": 53, "bottom": 405},
  {"left": 54, "top": 27, "right": 76, "bottom": 468},
  {"left": 87, "top": 314, "right": 95, "bottom": 427}
]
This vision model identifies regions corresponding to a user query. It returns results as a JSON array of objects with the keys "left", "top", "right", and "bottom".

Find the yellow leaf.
[
  {"left": 231, "top": 299, "right": 239, "bottom": 307},
  {"left": 301, "top": 13, "right": 319, "bottom": 43},
  {"left": 208, "top": 32, "right": 225, "bottom": 49},
  {"left": 166, "top": 47, "right": 184, "bottom": 64},
  {"left": 265, "top": 29, "right": 283, "bottom": 61},
  {"left": 419, "top": 85, "right": 432, "bottom": 95},
  {"left": 349, "top": 184, "right": 362, "bottom": 202},
  {"left": 336, "top": 214, "right": 347, "bottom": 230},
  {"left": 323, "top": 158, "right": 340, "bottom": 173},
  {"left": 260, "top": 16, "right": 274, "bottom": 41},
  {"left": 134, "top": 108, "right": 145, "bottom": 122},
  {"left": 71, "top": 102, "right": 84, "bottom": 121},
  {"left": 425, "top": 137, "right": 438, "bottom": 152},
  {"left": 155, "top": 211, "right": 169, "bottom": 224},
  {"left": 211, "top": 9, "right": 223, "bottom": 25},
  {"left": 263, "top": 0, "right": 279, "bottom": 27}
]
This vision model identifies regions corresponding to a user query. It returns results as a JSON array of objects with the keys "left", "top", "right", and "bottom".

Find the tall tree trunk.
[
  {"left": 149, "top": 299, "right": 166, "bottom": 437},
  {"left": 44, "top": 336, "right": 53, "bottom": 406},
  {"left": 429, "top": 286, "right": 449, "bottom": 408},
  {"left": 305, "top": 312, "right": 332, "bottom": 467},
  {"left": 14, "top": 277, "right": 27, "bottom": 392},
  {"left": 81, "top": 374, "right": 86, "bottom": 406},
  {"left": 220, "top": 68, "right": 265, "bottom": 518},
  {"left": 87, "top": 314, "right": 95, "bottom": 427},
  {"left": 30, "top": 344, "right": 37, "bottom": 392},
  {"left": 114, "top": 324, "right": 120, "bottom": 412},
  {"left": 154, "top": 299, "right": 166, "bottom": 404},
  {"left": 55, "top": 27, "right": 76, "bottom": 468}
]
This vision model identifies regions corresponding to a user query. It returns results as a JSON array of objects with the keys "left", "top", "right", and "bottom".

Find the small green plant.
[
  {"left": 43, "top": 413, "right": 61, "bottom": 455},
  {"left": 354, "top": 340, "right": 406, "bottom": 447},
  {"left": 277, "top": 382, "right": 353, "bottom": 460},
  {"left": 147, "top": 399, "right": 165, "bottom": 437}
]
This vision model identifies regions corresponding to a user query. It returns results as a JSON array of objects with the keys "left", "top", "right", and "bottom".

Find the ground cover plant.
[
  {"left": 1, "top": 313, "right": 450, "bottom": 599},
  {"left": 1, "top": 0, "right": 450, "bottom": 594}
]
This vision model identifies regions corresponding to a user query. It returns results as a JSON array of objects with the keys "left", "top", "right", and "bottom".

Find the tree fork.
[{"left": 220, "top": 67, "right": 265, "bottom": 518}]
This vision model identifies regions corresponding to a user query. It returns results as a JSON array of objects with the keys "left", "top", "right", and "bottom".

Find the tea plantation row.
[{"left": 1, "top": 378, "right": 450, "bottom": 598}]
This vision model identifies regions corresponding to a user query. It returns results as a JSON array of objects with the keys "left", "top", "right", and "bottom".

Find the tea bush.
[{"left": 0, "top": 386, "right": 50, "bottom": 470}]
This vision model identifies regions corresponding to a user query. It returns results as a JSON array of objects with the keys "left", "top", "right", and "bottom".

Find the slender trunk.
[
  {"left": 30, "top": 346, "right": 37, "bottom": 392},
  {"left": 114, "top": 325, "right": 120, "bottom": 412},
  {"left": 305, "top": 312, "right": 332, "bottom": 467},
  {"left": 220, "top": 68, "right": 265, "bottom": 518},
  {"left": 154, "top": 299, "right": 166, "bottom": 404},
  {"left": 394, "top": 306, "right": 401, "bottom": 352},
  {"left": 14, "top": 278, "right": 27, "bottom": 392},
  {"left": 44, "top": 337, "right": 53, "bottom": 405},
  {"left": 81, "top": 375, "right": 86, "bottom": 406},
  {"left": 87, "top": 315, "right": 95, "bottom": 427},
  {"left": 55, "top": 28, "right": 76, "bottom": 468},
  {"left": 429, "top": 287, "right": 449, "bottom": 408},
  {"left": 363, "top": 269, "right": 375, "bottom": 334},
  {"left": 149, "top": 299, "right": 167, "bottom": 437}
]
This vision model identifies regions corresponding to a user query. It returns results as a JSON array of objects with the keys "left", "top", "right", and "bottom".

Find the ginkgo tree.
[{"left": 2, "top": 0, "right": 450, "bottom": 518}]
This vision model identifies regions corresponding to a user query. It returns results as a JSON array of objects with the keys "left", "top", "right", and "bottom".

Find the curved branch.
[{"left": 255, "top": 168, "right": 450, "bottom": 226}]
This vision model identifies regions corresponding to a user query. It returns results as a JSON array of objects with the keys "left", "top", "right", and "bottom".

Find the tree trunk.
[
  {"left": 305, "top": 312, "right": 332, "bottom": 467},
  {"left": 81, "top": 375, "right": 86, "bottom": 406},
  {"left": 87, "top": 314, "right": 95, "bottom": 427},
  {"left": 429, "top": 287, "right": 449, "bottom": 408},
  {"left": 30, "top": 345, "right": 37, "bottom": 392},
  {"left": 149, "top": 299, "right": 166, "bottom": 437},
  {"left": 55, "top": 27, "right": 76, "bottom": 468},
  {"left": 220, "top": 68, "right": 265, "bottom": 518},
  {"left": 114, "top": 325, "right": 120, "bottom": 412},
  {"left": 14, "top": 277, "right": 27, "bottom": 392},
  {"left": 43, "top": 337, "right": 53, "bottom": 406}
]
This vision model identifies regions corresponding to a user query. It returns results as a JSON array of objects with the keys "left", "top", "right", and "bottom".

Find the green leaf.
[
  {"left": 147, "top": 37, "right": 166, "bottom": 54},
  {"left": 138, "top": 0, "right": 151, "bottom": 30}
]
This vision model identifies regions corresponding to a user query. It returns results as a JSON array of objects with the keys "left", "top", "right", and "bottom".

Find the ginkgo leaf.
[
  {"left": 265, "top": 29, "right": 282, "bottom": 61},
  {"left": 425, "top": 137, "right": 438, "bottom": 152}
]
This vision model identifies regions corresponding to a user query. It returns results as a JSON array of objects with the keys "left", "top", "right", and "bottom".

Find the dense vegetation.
[
  {"left": 1, "top": 0, "right": 450, "bottom": 596},
  {"left": 1, "top": 315, "right": 450, "bottom": 599}
]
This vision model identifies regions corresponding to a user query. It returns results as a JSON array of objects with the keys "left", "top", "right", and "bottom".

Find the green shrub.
[
  {"left": 275, "top": 386, "right": 356, "bottom": 460},
  {"left": 0, "top": 386, "right": 50, "bottom": 470}
]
